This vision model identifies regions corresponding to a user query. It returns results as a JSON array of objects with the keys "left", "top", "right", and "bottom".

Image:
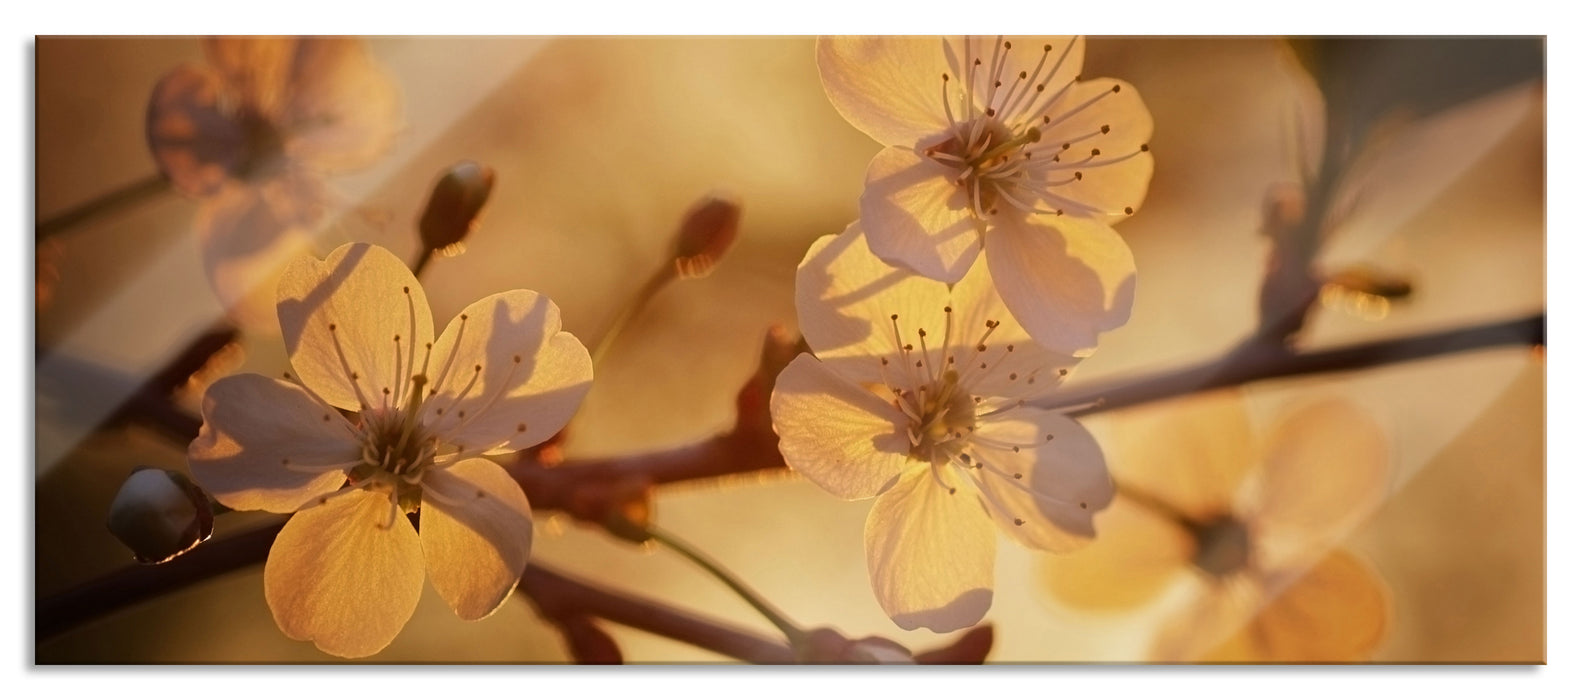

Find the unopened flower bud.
[
  {"left": 671, "top": 193, "right": 741, "bottom": 279},
  {"left": 418, "top": 161, "right": 496, "bottom": 254},
  {"left": 106, "top": 468, "right": 215, "bottom": 564}
]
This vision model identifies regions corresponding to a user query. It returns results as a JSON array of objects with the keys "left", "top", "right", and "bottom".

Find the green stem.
[
  {"left": 36, "top": 173, "right": 169, "bottom": 241},
  {"left": 591, "top": 265, "right": 678, "bottom": 367},
  {"left": 647, "top": 525, "right": 806, "bottom": 646}
]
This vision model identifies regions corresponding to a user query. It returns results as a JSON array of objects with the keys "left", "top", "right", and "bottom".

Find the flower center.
[
  {"left": 1191, "top": 514, "right": 1252, "bottom": 577},
  {"left": 348, "top": 374, "right": 435, "bottom": 512},
  {"left": 903, "top": 371, "right": 978, "bottom": 462},
  {"left": 924, "top": 37, "right": 1149, "bottom": 220},
  {"left": 233, "top": 107, "right": 288, "bottom": 182}
]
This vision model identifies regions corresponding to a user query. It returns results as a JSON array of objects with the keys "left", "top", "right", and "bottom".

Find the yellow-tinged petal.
[
  {"left": 770, "top": 354, "right": 911, "bottom": 500},
  {"left": 187, "top": 373, "right": 357, "bottom": 513},
  {"left": 983, "top": 213, "right": 1135, "bottom": 357},
  {"left": 277, "top": 242, "right": 436, "bottom": 412},
  {"left": 1107, "top": 390, "right": 1258, "bottom": 523},
  {"left": 816, "top": 36, "right": 954, "bottom": 148},
  {"left": 1245, "top": 400, "right": 1390, "bottom": 569},
  {"left": 1040, "top": 499, "right": 1194, "bottom": 611},
  {"left": 196, "top": 179, "right": 322, "bottom": 336},
  {"left": 794, "top": 223, "right": 954, "bottom": 386},
  {"left": 145, "top": 63, "right": 244, "bottom": 197},
  {"left": 860, "top": 147, "right": 984, "bottom": 284},
  {"left": 968, "top": 407, "right": 1113, "bottom": 552},
  {"left": 420, "top": 458, "right": 535, "bottom": 621},
  {"left": 279, "top": 37, "right": 402, "bottom": 174},
  {"left": 1201, "top": 550, "right": 1391, "bottom": 662},
  {"left": 423, "top": 290, "right": 592, "bottom": 455},
  {"left": 264, "top": 488, "right": 425, "bottom": 658},
  {"left": 865, "top": 467, "right": 995, "bottom": 632},
  {"left": 794, "top": 223, "right": 1074, "bottom": 396},
  {"left": 1034, "top": 78, "right": 1155, "bottom": 222},
  {"left": 204, "top": 36, "right": 298, "bottom": 120},
  {"left": 1150, "top": 573, "right": 1262, "bottom": 662},
  {"left": 950, "top": 36, "right": 1086, "bottom": 125}
]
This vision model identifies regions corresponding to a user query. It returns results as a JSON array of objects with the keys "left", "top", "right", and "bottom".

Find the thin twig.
[
  {"left": 37, "top": 516, "right": 797, "bottom": 662},
  {"left": 36, "top": 173, "right": 169, "bottom": 241}
]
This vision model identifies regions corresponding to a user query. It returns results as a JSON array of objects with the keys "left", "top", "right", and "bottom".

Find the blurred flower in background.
[
  {"left": 816, "top": 36, "right": 1152, "bottom": 355},
  {"left": 1042, "top": 391, "right": 1392, "bottom": 662},
  {"left": 772, "top": 223, "right": 1113, "bottom": 633},
  {"left": 146, "top": 36, "right": 403, "bottom": 333}
]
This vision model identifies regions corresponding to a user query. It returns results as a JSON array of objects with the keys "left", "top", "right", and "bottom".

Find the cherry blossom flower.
[
  {"left": 187, "top": 242, "right": 592, "bottom": 658},
  {"left": 816, "top": 36, "right": 1153, "bottom": 355},
  {"left": 1043, "top": 391, "right": 1392, "bottom": 662},
  {"left": 146, "top": 37, "right": 402, "bottom": 333},
  {"left": 770, "top": 223, "right": 1114, "bottom": 633}
]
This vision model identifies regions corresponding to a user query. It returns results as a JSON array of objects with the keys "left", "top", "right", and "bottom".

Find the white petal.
[
  {"left": 264, "top": 488, "right": 425, "bottom": 658},
  {"left": 945, "top": 252, "right": 1080, "bottom": 401},
  {"left": 420, "top": 458, "right": 535, "bottom": 620},
  {"left": 973, "top": 36, "right": 1086, "bottom": 125},
  {"left": 145, "top": 63, "right": 244, "bottom": 197},
  {"left": 984, "top": 214, "right": 1136, "bottom": 356},
  {"left": 1036, "top": 78, "right": 1155, "bottom": 221},
  {"left": 279, "top": 37, "right": 403, "bottom": 174},
  {"left": 277, "top": 242, "right": 436, "bottom": 412},
  {"left": 187, "top": 373, "right": 358, "bottom": 513},
  {"left": 794, "top": 223, "right": 954, "bottom": 386},
  {"left": 816, "top": 36, "right": 955, "bottom": 148},
  {"left": 865, "top": 467, "right": 995, "bottom": 632},
  {"left": 967, "top": 407, "right": 1113, "bottom": 552},
  {"left": 860, "top": 147, "right": 984, "bottom": 284},
  {"left": 421, "top": 290, "right": 592, "bottom": 455},
  {"left": 770, "top": 354, "right": 911, "bottom": 500}
]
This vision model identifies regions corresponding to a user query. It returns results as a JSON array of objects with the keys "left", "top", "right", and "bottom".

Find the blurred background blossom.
[{"left": 34, "top": 36, "right": 1543, "bottom": 662}]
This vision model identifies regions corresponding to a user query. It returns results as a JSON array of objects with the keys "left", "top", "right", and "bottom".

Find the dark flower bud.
[
  {"left": 671, "top": 193, "right": 741, "bottom": 279},
  {"left": 419, "top": 161, "right": 496, "bottom": 254},
  {"left": 106, "top": 468, "right": 215, "bottom": 564}
]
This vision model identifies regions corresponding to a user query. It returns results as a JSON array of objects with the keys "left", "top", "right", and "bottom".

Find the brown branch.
[
  {"left": 519, "top": 566, "right": 793, "bottom": 664},
  {"left": 38, "top": 309, "right": 1543, "bottom": 651},
  {"left": 1054, "top": 312, "right": 1544, "bottom": 418},
  {"left": 36, "top": 515, "right": 797, "bottom": 662}
]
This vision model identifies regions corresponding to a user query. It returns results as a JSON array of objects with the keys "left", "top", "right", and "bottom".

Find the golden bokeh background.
[{"left": 34, "top": 36, "right": 1544, "bottom": 662}]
